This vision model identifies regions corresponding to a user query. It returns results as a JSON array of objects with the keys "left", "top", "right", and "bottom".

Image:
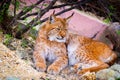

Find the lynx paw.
[
  {"left": 35, "top": 62, "right": 46, "bottom": 72},
  {"left": 47, "top": 65, "right": 60, "bottom": 75}
]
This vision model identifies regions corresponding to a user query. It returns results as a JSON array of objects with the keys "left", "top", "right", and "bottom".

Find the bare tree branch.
[
  {"left": 19, "top": 1, "right": 46, "bottom": 20},
  {"left": 98, "top": 0, "right": 120, "bottom": 22},
  {"left": 6, "top": 0, "right": 44, "bottom": 30},
  {"left": 0, "top": 0, "right": 12, "bottom": 34},
  {"left": 15, "top": 0, "right": 57, "bottom": 38},
  {"left": 14, "top": 0, "right": 17, "bottom": 17},
  {"left": 20, "top": 12, "right": 38, "bottom": 20},
  {"left": 35, "top": 6, "right": 76, "bottom": 25},
  {"left": 15, "top": 0, "right": 92, "bottom": 38},
  {"left": 19, "top": 0, "right": 83, "bottom": 20},
  {"left": 51, "top": 1, "right": 82, "bottom": 9},
  {"left": 16, "top": 0, "right": 44, "bottom": 19},
  {"left": 36, "top": 0, "right": 92, "bottom": 25},
  {"left": 0, "top": 0, "right": 12, "bottom": 14}
]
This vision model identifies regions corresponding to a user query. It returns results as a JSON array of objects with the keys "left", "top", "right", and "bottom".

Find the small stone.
[
  {"left": 0, "top": 59, "right": 2, "bottom": 63},
  {"left": 6, "top": 77, "right": 20, "bottom": 80},
  {"left": 96, "top": 69, "right": 115, "bottom": 80},
  {"left": 110, "top": 64, "right": 120, "bottom": 73}
]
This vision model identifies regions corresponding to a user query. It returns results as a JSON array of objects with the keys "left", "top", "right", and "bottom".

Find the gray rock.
[{"left": 96, "top": 64, "right": 120, "bottom": 80}]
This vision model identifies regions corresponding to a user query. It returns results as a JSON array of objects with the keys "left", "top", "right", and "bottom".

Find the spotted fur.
[
  {"left": 33, "top": 14, "right": 71, "bottom": 75},
  {"left": 67, "top": 33, "right": 117, "bottom": 74}
]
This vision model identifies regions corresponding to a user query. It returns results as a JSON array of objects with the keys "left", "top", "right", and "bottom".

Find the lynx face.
[
  {"left": 47, "top": 18, "right": 68, "bottom": 42},
  {"left": 47, "top": 22, "right": 68, "bottom": 43}
]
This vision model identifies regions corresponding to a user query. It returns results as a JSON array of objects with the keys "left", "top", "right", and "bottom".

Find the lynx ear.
[
  {"left": 49, "top": 10, "right": 56, "bottom": 24},
  {"left": 65, "top": 12, "right": 74, "bottom": 22}
]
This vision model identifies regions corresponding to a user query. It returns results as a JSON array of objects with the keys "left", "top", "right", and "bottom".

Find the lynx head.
[{"left": 45, "top": 12, "right": 74, "bottom": 43}]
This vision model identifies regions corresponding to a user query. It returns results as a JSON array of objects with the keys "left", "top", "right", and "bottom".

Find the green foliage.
[
  {"left": 104, "top": 5, "right": 116, "bottom": 24},
  {"left": 32, "top": 26, "right": 36, "bottom": 30},
  {"left": 26, "top": 24, "right": 30, "bottom": 27},
  {"left": 0, "top": 14, "right": 4, "bottom": 23},
  {"left": 3, "top": 34, "right": 13, "bottom": 45},
  {"left": 29, "top": 27, "right": 38, "bottom": 40},
  {"left": 116, "top": 30, "right": 120, "bottom": 35},
  {"left": 16, "top": 0, "right": 20, "bottom": 10},
  {"left": 103, "top": 17, "right": 111, "bottom": 24},
  {"left": 43, "top": 4, "right": 48, "bottom": 7},
  {"left": 109, "top": 5, "right": 116, "bottom": 11},
  {"left": 21, "top": 38, "right": 28, "bottom": 48},
  {"left": 18, "top": 24, "right": 22, "bottom": 30},
  {"left": 23, "top": 6, "right": 33, "bottom": 12},
  {"left": 116, "top": 78, "right": 120, "bottom": 80},
  {"left": 0, "top": 30, "right": 3, "bottom": 33},
  {"left": 45, "top": 78, "right": 49, "bottom": 80},
  {"left": 0, "top": 1, "right": 10, "bottom": 23},
  {"left": 0, "top": 8, "right": 5, "bottom": 23},
  {"left": 0, "top": 14, "right": 3, "bottom": 20},
  {"left": 37, "top": 21, "right": 41, "bottom": 25},
  {"left": 3, "top": 3, "right": 9, "bottom": 10}
]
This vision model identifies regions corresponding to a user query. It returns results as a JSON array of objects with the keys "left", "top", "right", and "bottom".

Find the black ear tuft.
[
  {"left": 66, "top": 12, "right": 74, "bottom": 21},
  {"left": 49, "top": 15, "right": 55, "bottom": 24},
  {"left": 49, "top": 11, "right": 56, "bottom": 24}
]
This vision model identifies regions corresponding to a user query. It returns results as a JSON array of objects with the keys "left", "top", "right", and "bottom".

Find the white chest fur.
[{"left": 67, "top": 42, "right": 79, "bottom": 65}]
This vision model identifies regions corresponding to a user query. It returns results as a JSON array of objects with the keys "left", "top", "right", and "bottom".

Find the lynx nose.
[{"left": 61, "top": 35, "right": 64, "bottom": 39}]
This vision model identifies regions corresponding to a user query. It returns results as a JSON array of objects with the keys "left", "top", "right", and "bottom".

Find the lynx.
[
  {"left": 33, "top": 13, "right": 73, "bottom": 75},
  {"left": 67, "top": 33, "right": 117, "bottom": 74}
]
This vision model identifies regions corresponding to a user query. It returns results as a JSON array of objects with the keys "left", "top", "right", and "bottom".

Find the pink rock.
[
  {"left": 42, "top": 9, "right": 107, "bottom": 38},
  {"left": 14, "top": 0, "right": 113, "bottom": 47},
  {"left": 18, "top": 0, "right": 108, "bottom": 38},
  {"left": 41, "top": 8, "right": 113, "bottom": 48}
]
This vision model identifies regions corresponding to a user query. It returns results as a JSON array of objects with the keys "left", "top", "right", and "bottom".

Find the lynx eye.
[
  {"left": 64, "top": 28, "right": 67, "bottom": 30},
  {"left": 56, "top": 28, "right": 60, "bottom": 31},
  {"left": 51, "top": 28, "right": 56, "bottom": 30}
]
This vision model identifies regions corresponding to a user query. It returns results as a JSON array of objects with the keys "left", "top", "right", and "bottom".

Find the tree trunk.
[{"left": 0, "top": 0, "right": 12, "bottom": 34}]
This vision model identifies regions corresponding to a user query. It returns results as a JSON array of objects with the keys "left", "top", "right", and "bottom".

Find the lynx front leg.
[
  {"left": 33, "top": 51, "right": 46, "bottom": 72},
  {"left": 47, "top": 56, "right": 68, "bottom": 75}
]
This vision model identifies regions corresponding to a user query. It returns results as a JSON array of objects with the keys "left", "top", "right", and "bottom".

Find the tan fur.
[
  {"left": 33, "top": 14, "right": 117, "bottom": 75},
  {"left": 33, "top": 15, "right": 68, "bottom": 75},
  {"left": 67, "top": 33, "right": 117, "bottom": 74}
]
